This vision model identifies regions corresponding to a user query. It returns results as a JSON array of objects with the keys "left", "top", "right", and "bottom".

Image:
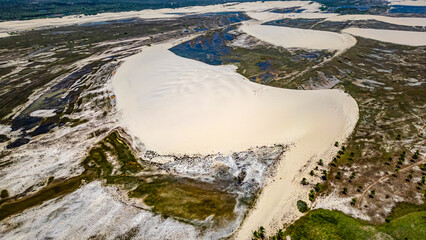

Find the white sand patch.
[
  {"left": 342, "top": 28, "right": 426, "bottom": 46},
  {"left": 0, "top": 1, "right": 314, "bottom": 35},
  {"left": 0, "top": 32, "right": 10, "bottom": 38},
  {"left": 246, "top": 12, "right": 337, "bottom": 22},
  {"left": 325, "top": 15, "right": 426, "bottom": 27},
  {"left": 29, "top": 109, "right": 57, "bottom": 118},
  {"left": 247, "top": 11, "right": 426, "bottom": 27},
  {"left": 240, "top": 23, "right": 357, "bottom": 51},
  {"left": 0, "top": 181, "right": 199, "bottom": 240},
  {"left": 388, "top": 0, "right": 426, "bottom": 6},
  {"left": 112, "top": 43, "right": 357, "bottom": 155},
  {"left": 314, "top": 194, "right": 372, "bottom": 221}
]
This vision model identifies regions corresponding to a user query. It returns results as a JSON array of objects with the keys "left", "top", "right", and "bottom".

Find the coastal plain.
[{"left": 0, "top": 1, "right": 425, "bottom": 239}]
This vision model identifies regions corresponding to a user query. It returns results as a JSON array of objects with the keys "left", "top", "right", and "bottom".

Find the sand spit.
[
  {"left": 342, "top": 28, "right": 426, "bottom": 46},
  {"left": 0, "top": 1, "right": 315, "bottom": 36},
  {"left": 240, "top": 22, "right": 357, "bottom": 51}
]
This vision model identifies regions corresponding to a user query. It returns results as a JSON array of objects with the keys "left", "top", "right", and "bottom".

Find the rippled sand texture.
[{"left": 112, "top": 44, "right": 358, "bottom": 155}]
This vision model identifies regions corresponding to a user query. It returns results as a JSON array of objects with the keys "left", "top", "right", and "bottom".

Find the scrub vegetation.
[{"left": 0, "top": 130, "right": 237, "bottom": 225}]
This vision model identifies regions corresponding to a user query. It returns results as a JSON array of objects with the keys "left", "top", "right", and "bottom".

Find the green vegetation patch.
[
  {"left": 284, "top": 207, "right": 426, "bottom": 240},
  {"left": 129, "top": 176, "right": 236, "bottom": 221},
  {"left": 1, "top": 130, "right": 237, "bottom": 225},
  {"left": 223, "top": 45, "right": 332, "bottom": 84}
]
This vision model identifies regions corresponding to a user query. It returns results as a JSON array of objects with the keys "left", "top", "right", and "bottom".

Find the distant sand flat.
[
  {"left": 0, "top": 1, "right": 318, "bottom": 35},
  {"left": 325, "top": 15, "right": 426, "bottom": 27},
  {"left": 342, "top": 28, "right": 426, "bottom": 46},
  {"left": 388, "top": 0, "right": 426, "bottom": 6},
  {"left": 112, "top": 43, "right": 358, "bottom": 155},
  {"left": 240, "top": 23, "right": 357, "bottom": 51}
]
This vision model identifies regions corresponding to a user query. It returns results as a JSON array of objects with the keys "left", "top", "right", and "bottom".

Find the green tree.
[
  {"left": 277, "top": 229, "right": 284, "bottom": 240},
  {"left": 336, "top": 172, "right": 341, "bottom": 180},
  {"left": 322, "top": 170, "right": 327, "bottom": 180},
  {"left": 253, "top": 230, "right": 260, "bottom": 240},
  {"left": 297, "top": 200, "right": 309, "bottom": 213},
  {"left": 314, "top": 183, "right": 323, "bottom": 192},
  {"left": 412, "top": 150, "right": 420, "bottom": 159},
  {"left": 258, "top": 226, "right": 265, "bottom": 239},
  {"left": 1, "top": 189, "right": 8, "bottom": 198},
  {"left": 309, "top": 189, "right": 316, "bottom": 202}
]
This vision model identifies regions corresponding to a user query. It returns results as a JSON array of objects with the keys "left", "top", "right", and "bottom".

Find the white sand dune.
[
  {"left": 240, "top": 23, "right": 357, "bottom": 51},
  {"left": 342, "top": 28, "right": 426, "bottom": 46},
  {"left": 29, "top": 109, "right": 57, "bottom": 118},
  {"left": 112, "top": 42, "right": 358, "bottom": 238},
  {"left": 112, "top": 43, "right": 357, "bottom": 155}
]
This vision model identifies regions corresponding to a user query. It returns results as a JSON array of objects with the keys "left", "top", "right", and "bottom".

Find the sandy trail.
[{"left": 357, "top": 159, "right": 426, "bottom": 208}]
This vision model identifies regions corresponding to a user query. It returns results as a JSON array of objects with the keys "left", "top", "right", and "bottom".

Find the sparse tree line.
[{"left": 300, "top": 141, "right": 423, "bottom": 208}]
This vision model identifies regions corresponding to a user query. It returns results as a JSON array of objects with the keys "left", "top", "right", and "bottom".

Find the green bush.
[
  {"left": 1, "top": 189, "right": 8, "bottom": 198},
  {"left": 297, "top": 200, "right": 309, "bottom": 213}
]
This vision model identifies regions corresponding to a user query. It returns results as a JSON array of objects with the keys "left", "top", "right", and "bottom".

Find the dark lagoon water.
[
  {"left": 170, "top": 27, "right": 237, "bottom": 65},
  {"left": 389, "top": 5, "right": 426, "bottom": 14},
  {"left": 169, "top": 12, "right": 247, "bottom": 65}
]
